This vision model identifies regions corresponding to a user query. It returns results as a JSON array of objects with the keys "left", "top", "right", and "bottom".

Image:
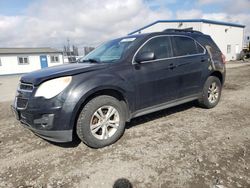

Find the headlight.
[{"left": 35, "top": 76, "right": 72, "bottom": 99}]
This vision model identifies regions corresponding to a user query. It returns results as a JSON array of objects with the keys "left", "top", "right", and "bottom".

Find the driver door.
[{"left": 133, "top": 36, "right": 180, "bottom": 110}]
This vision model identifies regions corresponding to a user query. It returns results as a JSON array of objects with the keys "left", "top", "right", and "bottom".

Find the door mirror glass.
[{"left": 135, "top": 52, "right": 155, "bottom": 63}]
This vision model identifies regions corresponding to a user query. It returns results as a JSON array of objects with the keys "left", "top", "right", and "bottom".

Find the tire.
[
  {"left": 198, "top": 76, "right": 222, "bottom": 109},
  {"left": 76, "top": 95, "right": 126, "bottom": 148}
]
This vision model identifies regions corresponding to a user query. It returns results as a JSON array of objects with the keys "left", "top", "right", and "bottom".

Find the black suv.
[{"left": 12, "top": 29, "right": 226, "bottom": 148}]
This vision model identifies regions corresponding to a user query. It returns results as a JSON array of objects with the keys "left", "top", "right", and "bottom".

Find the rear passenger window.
[
  {"left": 138, "top": 36, "right": 173, "bottom": 60},
  {"left": 171, "top": 36, "right": 198, "bottom": 57}
]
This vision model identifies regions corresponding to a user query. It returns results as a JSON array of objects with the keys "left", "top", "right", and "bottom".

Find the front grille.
[
  {"left": 16, "top": 97, "right": 28, "bottom": 109},
  {"left": 19, "top": 83, "right": 34, "bottom": 92},
  {"left": 16, "top": 82, "right": 33, "bottom": 109}
]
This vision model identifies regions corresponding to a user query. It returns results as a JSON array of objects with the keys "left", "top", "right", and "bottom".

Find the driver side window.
[{"left": 138, "top": 36, "right": 173, "bottom": 60}]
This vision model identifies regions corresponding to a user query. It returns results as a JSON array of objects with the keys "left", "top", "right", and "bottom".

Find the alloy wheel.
[
  {"left": 208, "top": 82, "right": 219, "bottom": 103},
  {"left": 90, "top": 105, "right": 120, "bottom": 140}
]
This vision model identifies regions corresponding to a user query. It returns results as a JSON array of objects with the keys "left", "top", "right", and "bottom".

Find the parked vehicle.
[
  {"left": 240, "top": 44, "right": 250, "bottom": 60},
  {"left": 12, "top": 29, "right": 226, "bottom": 148}
]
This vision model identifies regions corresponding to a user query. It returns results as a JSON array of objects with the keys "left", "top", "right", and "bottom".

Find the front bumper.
[
  {"left": 11, "top": 104, "right": 73, "bottom": 143},
  {"left": 21, "top": 121, "right": 72, "bottom": 142},
  {"left": 11, "top": 80, "right": 76, "bottom": 143}
]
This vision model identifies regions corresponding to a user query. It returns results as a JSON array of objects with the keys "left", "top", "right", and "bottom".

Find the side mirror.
[{"left": 135, "top": 52, "right": 155, "bottom": 63}]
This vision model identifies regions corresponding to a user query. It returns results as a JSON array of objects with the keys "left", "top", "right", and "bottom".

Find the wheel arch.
[
  {"left": 70, "top": 87, "right": 131, "bottom": 140},
  {"left": 210, "top": 71, "right": 223, "bottom": 84}
]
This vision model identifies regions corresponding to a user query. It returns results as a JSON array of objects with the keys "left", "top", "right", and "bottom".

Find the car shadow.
[{"left": 126, "top": 101, "right": 196, "bottom": 129}]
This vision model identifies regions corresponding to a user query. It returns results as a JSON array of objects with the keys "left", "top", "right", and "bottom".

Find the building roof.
[
  {"left": 129, "top": 19, "right": 245, "bottom": 35},
  {"left": 0, "top": 47, "right": 62, "bottom": 55}
]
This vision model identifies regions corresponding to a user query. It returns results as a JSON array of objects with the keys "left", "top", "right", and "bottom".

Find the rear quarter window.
[
  {"left": 196, "top": 42, "right": 205, "bottom": 54},
  {"left": 195, "top": 35, "right": 222, "bottom": 61},
  {"left": 196, "top": 36, "right": 221, "bottom": 53}
]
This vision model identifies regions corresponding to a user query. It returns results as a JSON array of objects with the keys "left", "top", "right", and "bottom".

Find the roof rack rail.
[{"left": 163, "top": 28, "right": 203, "bottom": 34}]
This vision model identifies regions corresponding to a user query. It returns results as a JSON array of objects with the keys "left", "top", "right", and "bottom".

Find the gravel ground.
[
  {"left": 0, "top": 63, "right": 250, "bottom": 188},
  {"left": 0, "top": 75, "right": 21, "bottom": 102}
]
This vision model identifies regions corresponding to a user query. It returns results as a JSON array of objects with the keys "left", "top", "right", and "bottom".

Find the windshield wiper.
[{"left": 81, "top": 58, "right": 100, "bottom": 63}]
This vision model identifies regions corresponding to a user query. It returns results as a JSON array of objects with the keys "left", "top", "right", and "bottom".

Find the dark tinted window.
[
  {"left": 172, "top": 36, "right": 198, "bottom": 56},
  {"left": 138, "top": 36, "right": 172, "bottom": 59},
  {"left": 196, "top": 36, "right": 221, "bottom": 53},
  {"left": 195, "top": 36, "right": 222, "bottom": 61}
]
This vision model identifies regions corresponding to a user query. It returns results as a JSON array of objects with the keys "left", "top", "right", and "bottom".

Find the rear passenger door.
[{"left": 171, "top": 36, "right": 206, "bottom": 98}]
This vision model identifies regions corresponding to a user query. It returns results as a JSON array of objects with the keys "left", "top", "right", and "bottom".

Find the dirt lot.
[{"left": 0, "top": 62, "right": 250, "bottom": 188}]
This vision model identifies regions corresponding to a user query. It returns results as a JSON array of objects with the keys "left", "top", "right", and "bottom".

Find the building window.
[
  {"left": 227, "top": 45, "right": 231, "bottom": 54},
  {"left": 50, "top": 55, "right": 60, "bottom": 63},
  {"left": 18, "top": 57, "right": 29, "bottom": 65}
]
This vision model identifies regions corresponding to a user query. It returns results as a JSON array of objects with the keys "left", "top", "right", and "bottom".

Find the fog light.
[{"left": 34, "top": 114, "right": 54, "bottom": 129}]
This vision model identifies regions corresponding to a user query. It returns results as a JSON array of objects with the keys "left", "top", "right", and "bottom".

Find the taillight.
[{"left": 221, "top": 53, "right": 226, "bottom": 64}]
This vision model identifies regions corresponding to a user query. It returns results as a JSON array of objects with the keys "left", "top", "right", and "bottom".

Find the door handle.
[
  {"left": 201, "top": 57, "right": 206, "bottom": 62},
  {"left": 168, "top": 63, "right": 176, "bottom": 70}
]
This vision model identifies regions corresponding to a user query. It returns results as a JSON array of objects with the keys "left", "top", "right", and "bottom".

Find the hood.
[{"left": 21, "top": 63, "right": 107, "bottom": 86}]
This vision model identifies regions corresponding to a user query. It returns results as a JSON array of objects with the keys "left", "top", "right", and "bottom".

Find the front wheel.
[
  {"left": 198, "top": 76, "right": 222, "bottom": 109},
  {"left": 76, "top": 95, "right": 126, "bottom": 148}
]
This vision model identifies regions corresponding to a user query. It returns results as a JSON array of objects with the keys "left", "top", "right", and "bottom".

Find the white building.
[
  {"left": 0, "top": 48, "right": 64, "bottom": 75},
  {"left": 129, "top": 19, "right": 245, "bottom": 61}
]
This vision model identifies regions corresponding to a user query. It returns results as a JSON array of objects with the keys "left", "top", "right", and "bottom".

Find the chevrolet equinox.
[{"left": 12, "top": 29, "right": 226, "bottom": 148}]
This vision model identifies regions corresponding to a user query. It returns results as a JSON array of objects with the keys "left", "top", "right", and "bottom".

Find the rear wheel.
[
  {"left": 76, "top": 95, "right": 126, "bottom": 148},
  {"left": 198, "top": 76, "right": 222, "bottom": 109}
]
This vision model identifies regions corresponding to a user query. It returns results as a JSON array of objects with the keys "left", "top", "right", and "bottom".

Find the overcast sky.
[{"left": 0, "top": 0, "right": 249, "bottom": 49}]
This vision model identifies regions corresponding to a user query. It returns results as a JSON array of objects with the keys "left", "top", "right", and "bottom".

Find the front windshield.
[{"left": 79, "top": 37, "right": 138, "bottom": 63}]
